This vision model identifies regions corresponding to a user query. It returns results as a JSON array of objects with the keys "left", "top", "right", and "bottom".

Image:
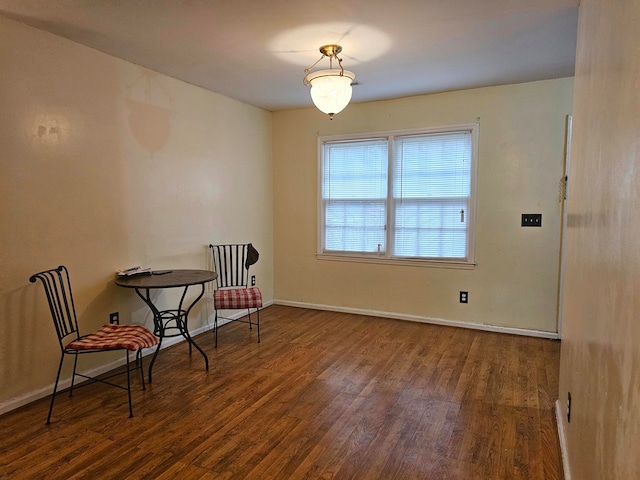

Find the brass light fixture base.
[{"left": 319, "top": 44, "right": 342, "bottom": 57}]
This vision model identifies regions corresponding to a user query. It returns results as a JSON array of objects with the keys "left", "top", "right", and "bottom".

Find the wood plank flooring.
[{"left": 0, "top": 305, "right": 563, "bottom": 479}]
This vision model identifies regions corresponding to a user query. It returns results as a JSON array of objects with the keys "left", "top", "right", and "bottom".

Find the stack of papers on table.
[{"left": 117, "top": 266, "right": 152, "bottom": 276}]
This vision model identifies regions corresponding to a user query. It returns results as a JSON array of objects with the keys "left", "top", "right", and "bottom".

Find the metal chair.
[
  {"left": 29, "top": 265, "right": 159, "bottom": 424},
  {"left": 209, "top": 244, "right": 263, "bottom": 347}
]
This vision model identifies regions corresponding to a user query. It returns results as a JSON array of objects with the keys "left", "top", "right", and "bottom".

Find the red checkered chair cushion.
[
  {"left": 214, "top": 287, "right": 262, "bottom": 310},
  {"left": 66, "top": 324, "right": 158, "bottom": 352}
]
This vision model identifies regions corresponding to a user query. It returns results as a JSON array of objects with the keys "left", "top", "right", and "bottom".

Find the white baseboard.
[
  {"left": 0, "top": 337, "right": 189, "bottom": 417},
  {"left": 274, "top": 300, "right": 560, "bottom": 339},
  {"left": 0, "top": 303, "right": 275, "bottom": 417},
  {"left": 1, "top": 298, "right": 548, "bottom": 416},
  {"left": 555, "top": 399, "right": 571, "bottom": 480}
]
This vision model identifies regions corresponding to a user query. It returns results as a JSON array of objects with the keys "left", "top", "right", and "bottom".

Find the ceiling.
[{"left": 0, "top": 0, "right": 579, "bottom": 112}]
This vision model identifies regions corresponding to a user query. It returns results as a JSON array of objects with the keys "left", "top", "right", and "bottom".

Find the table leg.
[
  {"left": 133, "top": 285, "right": 209, "bottom": 383},
  {"left": 147, "top": 322, "right": 164, "bottom": 384},
  {"left": 177, "top": 284, "right": 209, "bottom": 371},
  {"left": 133, "top": 288, "right": 163, "bottom": 383}
]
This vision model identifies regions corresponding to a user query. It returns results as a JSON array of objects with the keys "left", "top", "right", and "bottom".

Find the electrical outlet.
[
  {"left": 567, "top": 392, "right": 571, "bottom": 423},
  {"left": 110, "top": 312, "right": 119, "bottom": 325},
  {"left": 251, "top": 275, "right": 256, "bottom": 286},
  {"left": 460, "top": 291, "right": 468, "bottom": 303}
]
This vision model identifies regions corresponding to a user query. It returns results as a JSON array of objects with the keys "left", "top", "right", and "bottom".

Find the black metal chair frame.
[
  {"left": 209, "top": 244, "right": 261, "bottom": 347},
  {"left": 30, "top": 265, "right": 147, "bottom": 424}
]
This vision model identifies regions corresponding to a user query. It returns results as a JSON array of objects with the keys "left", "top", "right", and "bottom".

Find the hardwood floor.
[{"left": 0, "top": 305, "right": 563, "bottom": 479}]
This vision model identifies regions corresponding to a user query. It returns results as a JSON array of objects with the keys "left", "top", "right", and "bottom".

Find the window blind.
[
  {"left": 322, "top": 139, "right": 388, "bottom": 253},
  {"left": 392, "top": 131, "right": 472, "bottom": 259}
]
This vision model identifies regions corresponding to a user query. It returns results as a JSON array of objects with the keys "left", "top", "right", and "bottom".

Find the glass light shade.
[{"left": 306, "top": 69, "right": 355, "bottom": 116}]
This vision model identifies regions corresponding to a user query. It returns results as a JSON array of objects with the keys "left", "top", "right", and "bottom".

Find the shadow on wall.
[
  {"left": 126, "top": 70, "right": 175, "bottom": 154},
  {"left": 1, "top": 271, "right": 134, "bottom": 408},
  {"left": 0, "top": 284, "right": 49, "bottom": 401}
]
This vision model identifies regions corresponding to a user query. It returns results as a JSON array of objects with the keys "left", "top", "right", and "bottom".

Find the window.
[{"left": 319, "top": 124, "right": 477, "bottom": 267}]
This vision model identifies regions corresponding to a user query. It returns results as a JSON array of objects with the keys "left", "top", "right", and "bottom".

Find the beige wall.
[
  {"left": 0, "top": 16, "right": 273, "bottom": 412},
  {"left": 273, "top": 78, "right": 573, "bottom": 334},
  {"left": 558, "top": 0, "right": 640, "bottom": 478}
]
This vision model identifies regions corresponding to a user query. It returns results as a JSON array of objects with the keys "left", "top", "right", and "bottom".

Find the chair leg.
[
  {"left": 256, "top": 308, "right": 261, "bottom": 343},
  {"left": 126, "top": 350, "right": 133, "bottom": 418},
  {"left": 46, "top": 354, "right": 65, "bottom": 425},
  {"left": 214, "top": 310, "right": 219, "bottom": 348},
  {"left": 248, "top": 309, "right": 253, "bottom": 330},
  {"left": 137, "top": 349, "right": 146, "bottom": 391},
  {"left": 69, "top": 352, "right": 79, "bottom": 397}
]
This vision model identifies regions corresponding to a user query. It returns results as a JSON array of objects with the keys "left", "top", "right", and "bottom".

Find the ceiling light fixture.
[{"left": 303, "top": 44, "right": 355, "bottom": 120}]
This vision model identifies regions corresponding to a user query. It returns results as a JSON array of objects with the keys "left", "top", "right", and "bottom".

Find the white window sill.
[{"left": 316, "top": 253, "right": 476, "bottom": 270}]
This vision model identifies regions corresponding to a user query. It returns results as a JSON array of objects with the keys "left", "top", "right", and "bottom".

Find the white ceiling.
[{"left": 0, "top": 0, "right": 579, "bottom": 112}]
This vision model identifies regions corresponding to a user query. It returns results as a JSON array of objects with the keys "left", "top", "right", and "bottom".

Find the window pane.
[
  {"left": 322, "top": 140, "right": 388, "bottom": 253},
  {"left": 323, "top": 141, "right": 388, "bottom": 200},
  {"left": 393, "top": 132, "right": 471, "bottom": 198},
  {"left": 394, "top": 199, "right": 468, "bottom": 258},
  {"left": 325, "top": 200, "right": 386, "bottom": 252},
  {"left": 392, "top": 131, "right": 471, "bottom": 259}
]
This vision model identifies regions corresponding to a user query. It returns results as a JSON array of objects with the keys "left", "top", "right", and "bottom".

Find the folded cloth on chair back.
[
  {"left": 245, "top": 243, "right": 259, "bottom": 269},
  {"left": 214, "top": 287, "right": 263, "bottom": 310}
]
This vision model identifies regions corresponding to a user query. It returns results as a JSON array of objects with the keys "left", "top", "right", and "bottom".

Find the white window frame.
[{"left": 317, "top": 123, "right": 478, "bottom": 269}]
